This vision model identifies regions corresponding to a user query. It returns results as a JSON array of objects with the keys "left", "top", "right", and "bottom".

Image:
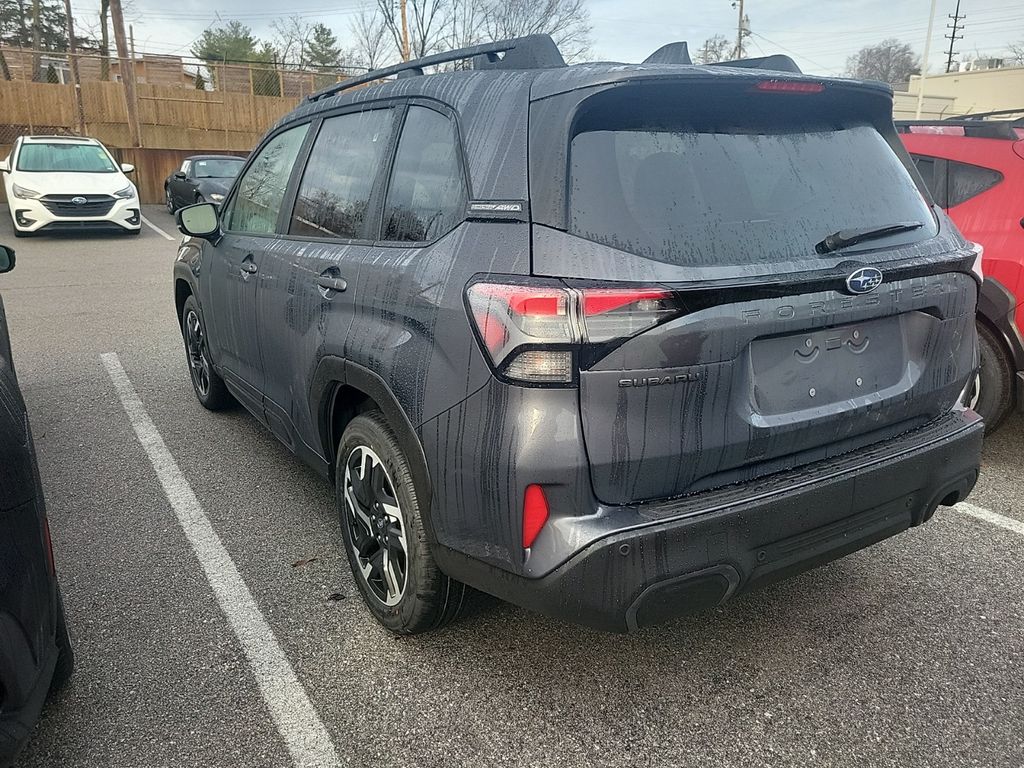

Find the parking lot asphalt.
[{"left": 1, "top": 205, "right": 1022, "bottom": 768}]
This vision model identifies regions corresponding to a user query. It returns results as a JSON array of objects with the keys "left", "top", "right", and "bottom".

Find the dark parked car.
[
  {"left": 0, "top": 245, "right": 73, "bottom": 766},
  {"left": 172, "top": 36, "right": 984, "bottom": 634},
  {"left": 164, "top": 155, "right": 245, "bottom": 213}
]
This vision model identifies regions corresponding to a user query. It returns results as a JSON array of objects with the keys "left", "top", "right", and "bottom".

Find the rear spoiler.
[{"left": 709, "top": 54, "right": 802, "bottom": 74}]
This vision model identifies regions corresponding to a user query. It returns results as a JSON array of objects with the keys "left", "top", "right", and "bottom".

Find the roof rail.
[
  {"left": 307, "top": 34, "right": 565, "bottom": 102},
  {"left": 895, "top": 119, "right": 1020, "bottom": 140},
  {"left": 948, "top": 108, "right": 1024, "bottom": 123},
  {"left": 643, "top": 42, "right": 692, "bottom": 65},
  {"left": 709, "top": 54, "right": 802, "bottom": 74}
]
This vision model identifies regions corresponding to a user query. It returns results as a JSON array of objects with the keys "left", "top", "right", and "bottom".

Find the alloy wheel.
[
  {"left": 967, "top": 373, "right": 981, "bottom": 411},
  {"left": 166, "top": 187, "right": 174, "bottom": 213},
  {"left": 343, "top": 445, "right": 409, "bottom": 606},
  {"left": 184, "top": 309, "right": 211, "bottom": 398}
]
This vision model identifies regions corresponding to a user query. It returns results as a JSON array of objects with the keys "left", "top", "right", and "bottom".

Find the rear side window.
[
  {"left": 569, "top": 125, "right": 936, "bottom": 268},
  {"left": 382, "top": 106, "right": 466, "bottom": 242},
  {"left": 290, "top": 109, "right": 394, "bottom": 240},
  {"left": 225, "top": 124, "right": 308, "bottom": 234},
  {"left": 947, "top": 160, "right": 1003, "bottom": 207},
  {"left": 910, "top": 154, "right": 946, "bottom": 205}
]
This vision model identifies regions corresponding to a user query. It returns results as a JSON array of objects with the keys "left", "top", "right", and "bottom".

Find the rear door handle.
[
  {"left": 240, "top": 255, "right": 258, "bottom": 275},
  {"left": 316, "top": 273, "right": 347, "bottom": 294}
]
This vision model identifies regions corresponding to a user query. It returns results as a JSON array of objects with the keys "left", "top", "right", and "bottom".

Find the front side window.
[
  {"left": 224, "top": 124, "right": 309, "bottom": 235},
  {"left": 180, "top": 160, "right": 192, "bottom": 175},
  {"left": 289, "top": 109, "right": 395, "bottom": 240},
  {"left": 382, "top": 106, "right": 467, "bottom": 242},
  {"left": 17, "top": 142, "right": 117, "bottom": 173}
]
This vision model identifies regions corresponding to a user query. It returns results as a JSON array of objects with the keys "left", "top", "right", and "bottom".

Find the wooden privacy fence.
[
  {"left": 0, "top": 79, "right": 302, "bottom": 203},
  {"left": 0, "top": 80, "right": 299, "bottom": 150}
]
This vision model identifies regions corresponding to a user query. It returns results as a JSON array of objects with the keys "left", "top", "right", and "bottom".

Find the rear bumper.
[{"left": 436, "top": 409, "right": 984, "bottom": 632}]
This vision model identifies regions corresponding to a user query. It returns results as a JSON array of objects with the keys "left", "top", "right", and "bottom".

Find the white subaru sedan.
[{"left": 0, "top": 135, "right": 141, "bottom": 237}]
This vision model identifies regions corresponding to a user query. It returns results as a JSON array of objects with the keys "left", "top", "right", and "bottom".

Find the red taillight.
[
  {"left": 755, "top": 80, "right": 825, "bottom": 94},
  {"left": 522, "top": 484, "right": 549, "bottom": 549},
  {"left": 581, "top": 289, "right": 673, "bottom": 315},
  {"left": 465, "top": 280, "right": 681, "bottom": 384}
]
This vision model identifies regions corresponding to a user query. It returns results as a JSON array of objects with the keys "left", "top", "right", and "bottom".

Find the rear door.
[
  {"left": 529, "top": 77, "right": 978, "bottom": 504},
  {"left": 205, "top": 124, "right": 309, "bottom": 415},
  {"left": 257, "top": 106, "right": 399, "bottom": 452}
]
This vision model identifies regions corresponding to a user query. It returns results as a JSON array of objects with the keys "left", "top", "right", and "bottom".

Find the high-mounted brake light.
[
  {"left": 465, "top": 280, "right": 681, "bottom": 385},
  {"left": 755, "top": 80, "right": 825, "bottom": 94},
  {"left": 522, "top": 484, "right": 549, "bottom": 549}
]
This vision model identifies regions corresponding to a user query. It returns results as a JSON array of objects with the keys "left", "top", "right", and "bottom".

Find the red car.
[{"left": 898, "top": 114, "right": 1024, "bottom": 433}]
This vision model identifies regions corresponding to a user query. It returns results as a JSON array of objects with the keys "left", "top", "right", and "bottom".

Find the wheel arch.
[
  {"left": 977, "top": 276, "right": 1024, "bottom": 372},
  {"left": 312, "top": 357, "right": 434, "bottom": 529},
  {"left": 174, "top": 278, "right": 193, "bottom": 325}
]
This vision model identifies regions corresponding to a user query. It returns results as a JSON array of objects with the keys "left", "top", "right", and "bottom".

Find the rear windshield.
[
  {"left": 17, "top": 142, "right": 117, "bottom": 173},
  {"left": 569, "top": 125, "right": 936, "bottom": 267}
]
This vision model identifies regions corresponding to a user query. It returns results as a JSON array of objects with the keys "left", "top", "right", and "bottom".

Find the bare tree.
[
  {"left": 272, "top": 15, "right": 313, "bottom": 68},
  {"left": 482, "top": 0, "right": 591, "bottom": 62},
  {"left": 350, "top": 6, "right": 389, "bottom": 70},
  {"left": 443, "top": 0, "right": 484, "bottom": 60},
  {"left": 694, "top": 34, "right": 731, "bottom": 64},
  {"left": 1007, "top": 41, "right": 1024, "bottom": 66},
  {"left": 845, "top": 38, "right": 920, "bottom": 86},
  {"left": 375, "top": 0, "right": 446, "bottom": 60}
]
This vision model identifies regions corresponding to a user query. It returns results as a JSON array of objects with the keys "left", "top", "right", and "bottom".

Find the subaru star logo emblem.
[
  {"left": 845, "top": 267, "right": 883, "bottom": 295},
  {"left": 70, "top": 196, "right": 87, "bottom": 205}
]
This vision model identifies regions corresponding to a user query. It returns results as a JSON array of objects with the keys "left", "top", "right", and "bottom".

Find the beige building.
[{"left": 894, "top": 64, "right": 1024, "bottom": 119}]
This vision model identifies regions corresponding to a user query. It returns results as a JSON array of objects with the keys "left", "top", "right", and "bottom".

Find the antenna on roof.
[{"left": 643, "top": 42, "right": 692, "bottom": 65}]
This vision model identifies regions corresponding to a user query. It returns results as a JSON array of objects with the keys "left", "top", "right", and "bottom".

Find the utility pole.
[
  {"left": 400, "top": 0, "right": 410, "bottom": 61},
  {"left": 30, "top": 0, "right": 41, "bottom": 81},
  {"left": 732, "top": 0, "right": 749, "bottom": 59},
  {"left": 915, "top": 0, "right": 938, "bottom": 119},
  {"left": 62, "top": 0, "right": 85, "bottom": 134},
  {"left": 944, "top": 0, "right": 965, "bottom": 73},
  {"left": 109, "top": 0, "right": 141, "bottom": 146}
]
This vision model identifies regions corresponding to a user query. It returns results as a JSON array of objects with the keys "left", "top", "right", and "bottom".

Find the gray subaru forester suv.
[{"left": 172, "top": 36, "right": 984, "bottom": 634}]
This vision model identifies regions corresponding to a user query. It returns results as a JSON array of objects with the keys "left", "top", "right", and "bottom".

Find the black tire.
[
  {"left": 972, "top": 320, "right": 1014, "bottom": 434},
  {"left": 336, "top": 412, "right": 465, "bottom": 634},
  {"left": 49, "top": 586, "right": 74, "bottom": 693},
  {"left": 165, "top": 186, "right": 176, "bottom": 214},
  {"left": 181, "top": 295, "right": 234, "bottom": 410}
]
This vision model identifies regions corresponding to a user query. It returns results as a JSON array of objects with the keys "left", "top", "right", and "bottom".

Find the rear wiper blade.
[{"left": 815, "top": 221, "right": 924, "bottom": 254}]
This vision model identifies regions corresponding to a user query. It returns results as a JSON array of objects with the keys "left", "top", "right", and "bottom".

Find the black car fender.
[
  {"left": 977, "top": 276, "right": 1024, "bottom": 373},
  {"left": 310, "top": 356, "right": 435, "bottom": 537}
]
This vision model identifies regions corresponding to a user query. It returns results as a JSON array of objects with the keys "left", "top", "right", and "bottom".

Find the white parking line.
[
  {"left": 957, "top": 502, "right": 1024, "bottom": 537},
  {"left": 100, "top": 352, "right": 341, "bottom": 768},
  {"left": 140, "top": 214, "right": 176, "bottom": 241}
]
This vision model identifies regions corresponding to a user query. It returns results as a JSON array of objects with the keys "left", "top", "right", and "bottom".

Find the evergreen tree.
[{"left": 306, "top": 23, "right": 342, "bottom": 68}]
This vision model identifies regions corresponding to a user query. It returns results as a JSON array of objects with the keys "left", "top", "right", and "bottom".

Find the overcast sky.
[{"left": 75, "top": 0, "right": 1023, "bottom": 77}]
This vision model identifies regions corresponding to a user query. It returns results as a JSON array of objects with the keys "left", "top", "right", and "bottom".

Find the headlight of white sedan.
[
  {"left": 11, "top": 183, "right": 41, "bottom": 199},
  {"left": 209, "top": 193, "right": 225, "bottom": 202},
  {"left": 113, "top": 185, "right": 137, "bottom": 199}
]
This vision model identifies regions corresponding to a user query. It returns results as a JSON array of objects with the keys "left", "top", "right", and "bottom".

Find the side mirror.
[
  {"left": 120, "top": 163, "right": 135, "bottom": 173},
  {"left": 176, "top": 202, "right": 221, "bottom": 243},
  {"left": 173, "top": 171, "right": 187, "bottom": 180},
  {"left": 0, "top": 160, "right": 9, "bottom": 173},
  {"left": 0, "top": 245, "right": 15, "bottom": 274}
]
